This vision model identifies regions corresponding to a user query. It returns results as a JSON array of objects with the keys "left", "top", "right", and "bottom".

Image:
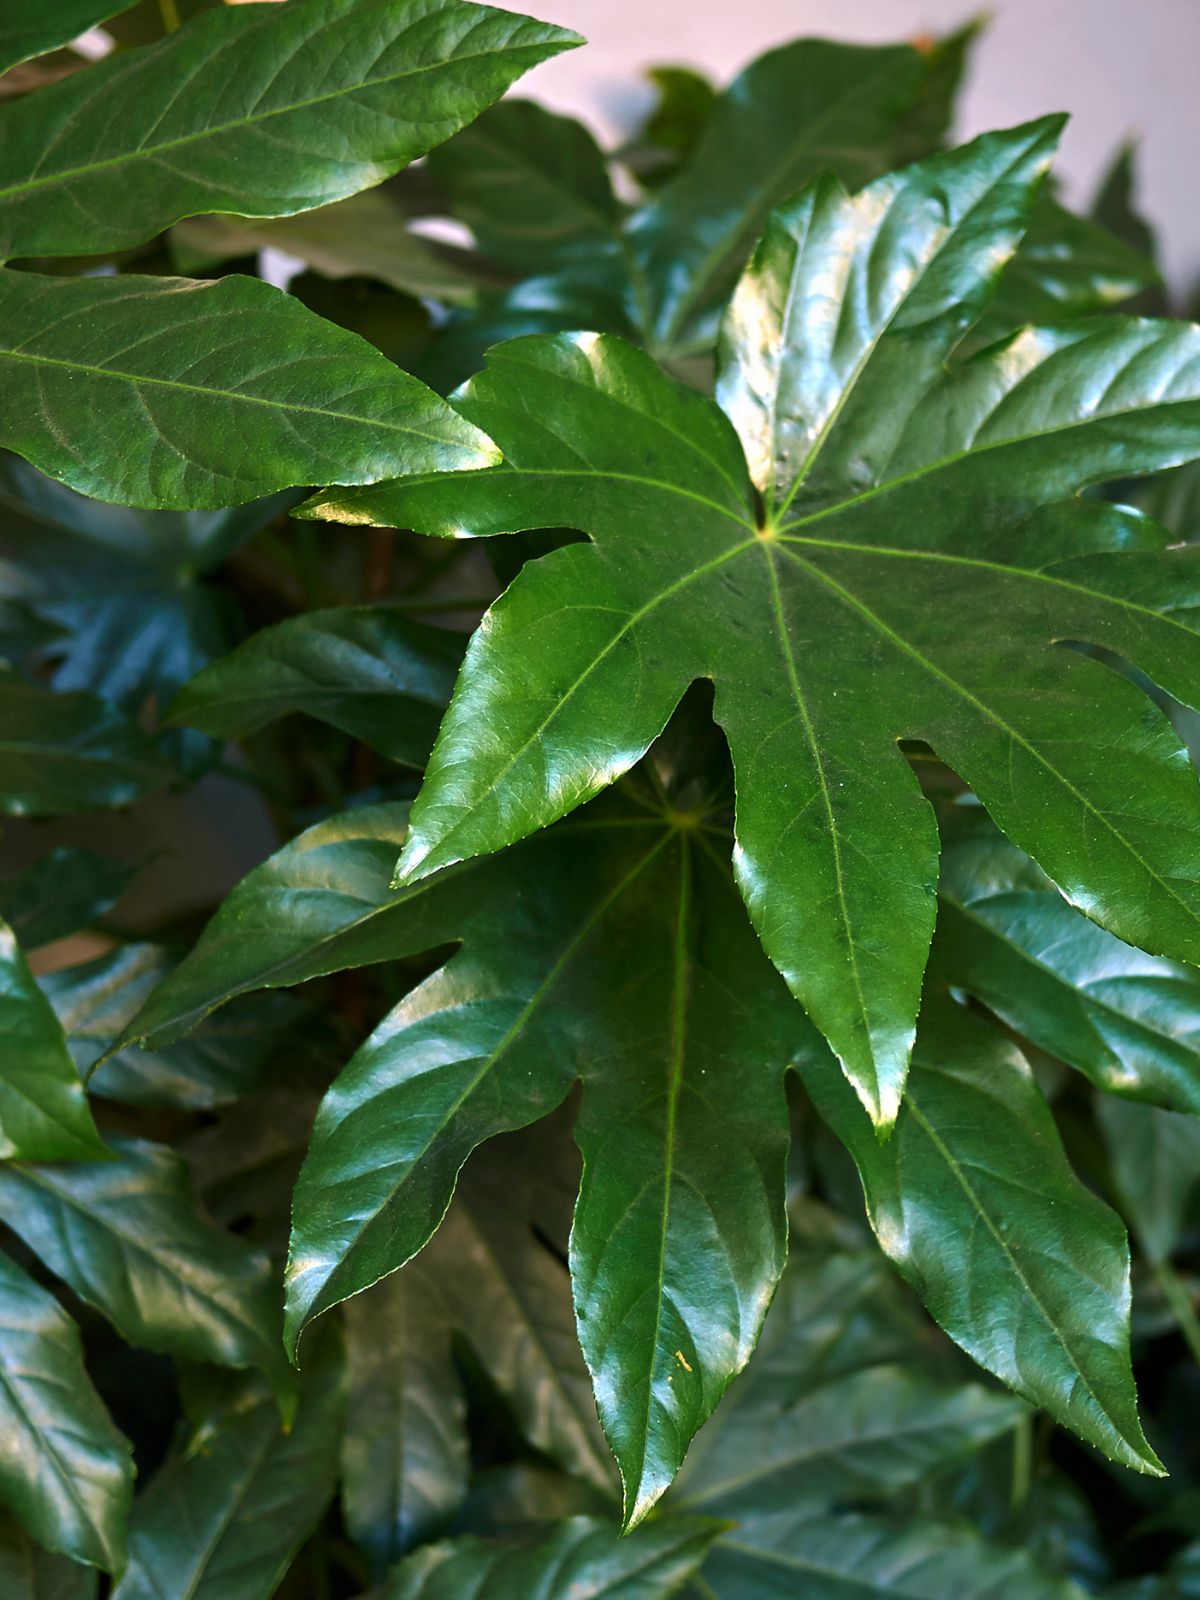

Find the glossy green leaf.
[
  {"left": 0, "top": 1251, "right": 132, "bottom": 1574},
  {"left": 0, "top": 917, "right": 107, "bottom": 1160},
  {"left": 802, "top": 1000, "right": 1162, "bottom": 1475},
  {"left": 311, "top": 126, "right": 1200, "bottom": 1128},
  {"left": 0, "top": 1, "right": 136, "bottom": 77},
  {"left": 380, "top": 1514, "right": 720, "bottom": 1600},
  {"left": 428, "top": 99, "right": 621, "bottom": 275},
  {"left": 112, "top": 1343, "right": 344, "bottom": 1600},
  {"left": 936, "top": 809, "right": 1200, "bottom": 1114},
  {"left": 0, "top": 0, "right": 581, "bottom": 261},
  {"left": 1096, "top": 1096, "right": 1200, "bottom": 1265},
  {"left": 343, "top": 1258, "right": 467, "bottom": 1576},
  {"left": 698, "top": 1509, "right": 1087, "bottom": 1599},
  {"left": 171, "top": 190, "right": 482, "bottom": 305},
  {"left": 626, "top": 38, "right": 930, "bottom": 355},
  {"left": 0, "top": 1513, "right": 98, "bottom": 1600},
  {"left": 0, "top": 1138, "right": 287, "bottom": 1390},
  {"left": 44, "top": 944, "right": 306, "bottom": 1110},
  {"left": 167, "top": 607, "right": 465, "bottom": 767},
  {"left": 0, "top": 268, "right": 498, "bottom": 510},
  {"left": 0, "top": 669, "right": 173, "bottom": 817},
  {"left": 0, "top": 848, "right": 139, "bottom": 952}
]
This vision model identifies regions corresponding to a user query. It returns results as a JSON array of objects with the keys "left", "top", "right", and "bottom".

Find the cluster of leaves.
[{"left": 0, "top": 1, "right": 1199, "bottom": 1595}]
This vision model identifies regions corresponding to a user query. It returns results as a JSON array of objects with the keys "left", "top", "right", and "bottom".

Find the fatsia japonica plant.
[{"left": 0, "top": 0, "right": 1199, "bottom": 1594}]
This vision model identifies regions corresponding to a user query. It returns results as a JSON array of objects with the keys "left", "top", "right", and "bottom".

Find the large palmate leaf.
[
  {"left": 803, "top": 1000, "right": 1162, "bottom": 1475},
  {"left": 0, "top": 270, "right": 498, "bottom": 510},
  {"left": 311, "top": 121, "right": 1200, "bottom": 1128},
  {"left": 0, "top": 1139, "right": 287, "bottom": 1392},
  {"left": 382, "top": 1514, "right": 720, "bottom": 1600},
  {"left": 122, "top": 787, "right": 801, "bottom": 1525},
  {"left": 112, "top": 1346, "right": 344, "bottom": 1600},
  {"left": 0, "top": 917, "right": 107, "bottom": 1160},
  {"left": 0, "top": 1251, "right": 132, "bottom": 1574},
  {"left": 0, "top": 669, "right": 173, "bottom": 816},
  {"left": 0, "top": 1, "right": 136, "bottom": 78},
  {"left": 935, "top": 810, "right": 1200, "bottom": 1114},
  {"left": 168, "top": 607, "right": 465, "bottom": 766},
  {"left": 0, "top": 0, "right": 580, "bottom": 261}
]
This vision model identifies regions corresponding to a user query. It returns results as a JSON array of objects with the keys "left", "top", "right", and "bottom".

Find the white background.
[{"left": 512, "top": 0, "right": 1200, "bottom": 298}]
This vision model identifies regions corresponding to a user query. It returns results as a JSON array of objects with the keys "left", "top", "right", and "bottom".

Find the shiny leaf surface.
[
  {"left": 0, "top": 1252, "right": 132, "bottom": 1574},
  {"left": 0, "top": 0, "right": 581, "bottom": 260},
  {"left": 311, "top": 126, "right": 1200, "bottom": 1128},
  {"left": 0, "top": 1513, "right": 98, "bottom": 1600},
  {"left": 802, "top": 1001, "right": 1161, "bottom": 1475},
  {"left": 381, "top": 1514, "right": 720, "bottom": 1600},
  {"left": 0, "top": 269, "right": 498, "bottom": 510},
  {"left": 168, "top": 607, "right": 465, "bottom": 767}
]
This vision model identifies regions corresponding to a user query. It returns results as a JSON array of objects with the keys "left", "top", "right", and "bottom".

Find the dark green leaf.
[
  {"left": 935, "top": 810, "right": 1200, "bottom": 1114},
  {"left": 112, "top": 1342, "right": 344, "bottom": 1600},
  {"left": 380, "top": 1514, "right": 720, "bottom": 1600},
  {"left": 44, "top": 944, "right": 306, "bottom": 1110},
  {"left": 0, "top": 1138, "right": 288, "bottom": 1392},
  {"left": 312, "top": 125, "right": 1200, "bottom": 1129},
  {"left": 635, "top": 67, "right": 716, "bottom": 170},
  {"left": 0, "top": 0, "right": 581, "bottom": 260},
  {"left": 0, "top": 669, "right": 173, "bottom": 817},
  {"left": 0, "top": 849, "right": 140, "bottom": 952},
  {"left": 0, "top": 1, "right": 136, "bottom": 77},
  {"left": 802, "top": 1000, "right": 1162, "bottom": 1475},
  {"left": 1096, "top": 1096, "right": 1200, "bottom": 1265},
  {"left": 167, "top": 607, "right": 465, "bottom": 767},
  {"left": 0, "top": 1251, "right": 132, "bottom": 1574},
  {"left": 0, "top": 269, "right": 498, "bottom": 510},
  {"left": 698, "top": 1509, "right": 1086, "bottom": 1599},
  {"left": 428, "top": 99, "right": 621, "bottom": 276},
  {"left": 0, "top": 917, "right": 107, "bottom": 1160},
  {"left": 0, "top": 1513, "right": 98, "bottom": 1599}
]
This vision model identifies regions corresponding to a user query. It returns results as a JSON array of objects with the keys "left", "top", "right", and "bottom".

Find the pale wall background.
[{"left": 511, "top": 0, "right": 1200, "bottom": 299}]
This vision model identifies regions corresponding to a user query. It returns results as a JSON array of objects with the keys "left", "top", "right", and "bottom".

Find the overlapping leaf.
[
  {"left": 0, "top": 1252, "right": 132, "bottom": 1574},
  {"left": 0, "top": 0, "right": 581, "bottom": 261},
  {"left": 0, "top": 1, "right": 136, "bottom": 78},
  {"left": 0, "top": 848, "right": 139, "bottom": 952},
  {"left": 311, "top": 121, "right": 1200, "bottom": 1130}
]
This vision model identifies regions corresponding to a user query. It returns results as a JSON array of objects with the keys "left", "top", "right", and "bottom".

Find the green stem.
[
  {"left": 1010, "top": 1412, "right": 1032, "bottom": 1510},
  {"left": 157, "top": 0, "right": 182, "bottom": 31},
  {"left": 1153, "top": 1256, "right": 1200, "bottom": 1366}
]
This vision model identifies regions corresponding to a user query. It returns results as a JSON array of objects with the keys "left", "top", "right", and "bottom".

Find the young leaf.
[
  {"left": 0, "top": 670, "right": 173, "bottom": 817},
  {"left": 802, "top": 1001, "right": 1162, "bottom": 1476},
  {"left": 935, "top": 810, "right": 1200, "bottom": 1114},
  {"left": 111, "top": 1345, "right": 344, "bottom": 1600},
  {"left": 0, "top": 0, "right": 582, "bottom": 261},
  {"left": 698, "top": 1509, "right": 1087, "bottom": 1599},
  {"left": 343, "top": 1260, "right": 468, "bottom": 1576},
  {"left": 0, "top": 1138, "right": 287, "bottom": 1392},
  {"left": 311, "top": 125, "right": 1200, "bottom": 1128},
  {"left": 0, "top": 848, "right": 139, "bottom": 952},
  {"left": 428, "top": 99, "right": 622, "bottom": 276},
  {"left": 0, "top": 1251, "right": 133, "bottom": 1574},
  {"left": 0, "top": 917, "right": 107, "bottom": 1161},
  {"left": 380, "top": 1515, "right": 721, "bottom": 1600},
  {"left": 0, "top": 1, "right": 136, "bottom": 77},
  {"left": 0, "top": 269, "right": 498, "bottom": 510},
  {"left": 167, "top": 607, "right": 465, "bottom": 767}
]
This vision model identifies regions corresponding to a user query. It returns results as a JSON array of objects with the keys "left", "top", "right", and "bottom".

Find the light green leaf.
[
  {"left": 167, "top": 607, "right": 465, "bottom": 767},
  {"left": 380, "top": 1515, "right": 720, "bottom": 1600},
  {"left": 0, "top": 1138, "right": 287, "bottom": 1392},
  {"left": 0, "top": 917, "right": 107, "bottom": 1161},
  {"left": 0, "top": 669, "right": 174, "bottom": 817},
  {"left": 0, "top": 1252, "right": 132, "bottom": 1574},
  {"left": 0, "top": 0, "right": 581, "bottom": 260},
  {"left": 802, "top": 1000, "right": 1162, "bottom": 1476},
  {"left": 112, "top": 1344, "right": 344, "bottom": 1600},
  {"left": 0, "top": 269, "right": 498, "bottom": 510}
]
